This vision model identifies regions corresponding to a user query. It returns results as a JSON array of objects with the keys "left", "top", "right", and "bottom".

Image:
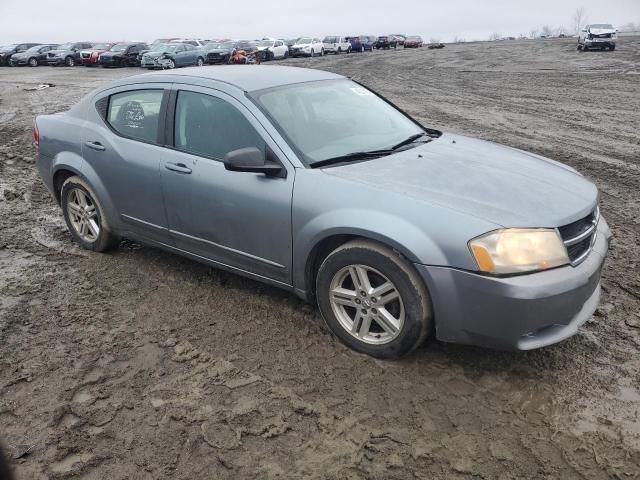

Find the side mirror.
[{"left": 224, "top": 147, "right": 284, "bottom": 177}]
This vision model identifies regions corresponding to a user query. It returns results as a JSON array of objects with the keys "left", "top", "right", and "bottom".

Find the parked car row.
[{"left": 0, "top": 34, "right": 426, "bottom": 68}]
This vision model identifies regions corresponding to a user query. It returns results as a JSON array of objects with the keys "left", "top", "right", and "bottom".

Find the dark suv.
[
  {"left": 375, "top": 36, "right": 398, "bottom": 49},
  {"left": 0, "top": 43, "right": 41, "bottom": 66},
  {"left": 206, "top": 40, "right": 255, "bottom": 64},
  {"left": 46, "top": 42, "right": 94, "bottom": 66}
]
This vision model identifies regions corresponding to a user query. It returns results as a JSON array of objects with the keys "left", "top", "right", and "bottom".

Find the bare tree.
[
  {"left": 541, "top": 25, "right": 554, "bottom": 37},
  {"left": 452, "top": 36, "right": 466, "bottom": 43},
  {"left": 572, "top": 7, "right": 588, "bottom": 34},
  {"left": 488, "top": 32, "right": 501, "bottom": 41}
]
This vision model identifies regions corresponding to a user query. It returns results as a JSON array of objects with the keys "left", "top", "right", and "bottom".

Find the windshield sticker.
[{"left": 350, "top": 87, "right": 374, "bottom": 96}]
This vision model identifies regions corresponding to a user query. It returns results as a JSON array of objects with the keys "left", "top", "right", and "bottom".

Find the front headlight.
[{"left": 469, "top": 229, "right": 569, "bottom": 275}]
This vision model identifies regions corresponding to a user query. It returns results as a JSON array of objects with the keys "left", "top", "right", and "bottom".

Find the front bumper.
[
  {"left": 9, "top": 58, "right": 27, "bottom": 65},
  {"left": 584, "top": 39, "right": 616, "bottom": 48},
  {"left": 416, "top": 216, "right": 612, "bottom": 350}
]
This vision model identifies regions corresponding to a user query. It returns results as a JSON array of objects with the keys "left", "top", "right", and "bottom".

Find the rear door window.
[{"left": 107, "top": 90, "right": 164, "bottom": 144}]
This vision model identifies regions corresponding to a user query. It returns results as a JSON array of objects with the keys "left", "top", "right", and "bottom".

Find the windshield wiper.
[
  {"left": 310, "top": 150, "right": 394, "bottom": 168},
  {"left": 390, "top": 132, "right": 430, "bottom": 151}
]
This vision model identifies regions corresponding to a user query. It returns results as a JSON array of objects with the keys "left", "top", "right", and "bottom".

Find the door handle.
[
  {"left": 165, "top": 162, "right": 192, "bottom": 174},
  {"left": 85, "top": 141, "right": 106, "bottom": 151}
]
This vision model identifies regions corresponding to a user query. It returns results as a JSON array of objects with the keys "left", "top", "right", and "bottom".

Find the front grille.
[
  {"left": 558, "top": 207, "right": 599, "bottom": 264},
  {"left": 82, "top": 53, "right": 90, "bottom": 58}
]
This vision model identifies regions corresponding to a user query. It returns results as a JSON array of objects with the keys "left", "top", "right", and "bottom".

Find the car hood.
[
  {"left": 294, "top": 43, "right": 312, "bottom": 47},
  {"left": 143, "top": 51, "right": 170, "bottom": 57},
  {"left": 11, "top": 52, "right": 27, "bottom": 58},
  {"left": 589, "top": 28, "right": 616, "bottom": 35},
  {"left": 322, "top": 133, "right": 598, "bottom": 228},
  {"left": 101, "top": 51, "right": 123, "bottom": 57},
  {"left": 207, "top": 48, "right": 232, "bottom": 53}
]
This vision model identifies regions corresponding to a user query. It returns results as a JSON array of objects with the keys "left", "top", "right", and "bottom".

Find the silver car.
[{"left": 34, "top": 66, "right": 611, "bottom": 358}]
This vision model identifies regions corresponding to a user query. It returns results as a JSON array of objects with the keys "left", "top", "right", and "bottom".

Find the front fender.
[{"left": 292, "top": 208, "right": 448, "bottom": 292}]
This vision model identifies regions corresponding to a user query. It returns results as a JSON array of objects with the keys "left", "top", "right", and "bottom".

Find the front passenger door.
[{"left": 160, "top": 86, "right": 294, "bottom": 284}]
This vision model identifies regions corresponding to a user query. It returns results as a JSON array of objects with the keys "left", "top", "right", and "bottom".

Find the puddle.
[
  {"left": 72, "top": 390, "right": 94, "bottom": 404},
  {"left": 50, "top": 453, "right": 93, "bottom": 474}
]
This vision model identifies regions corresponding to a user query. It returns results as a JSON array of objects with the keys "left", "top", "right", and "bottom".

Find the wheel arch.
[{"left": 298, "top": 226, "right": 439, "bottom": 302}]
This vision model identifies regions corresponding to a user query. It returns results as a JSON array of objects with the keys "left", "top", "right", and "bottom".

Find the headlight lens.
[{"left": 469, "top": 229, "right": 569, "bottom": 275}]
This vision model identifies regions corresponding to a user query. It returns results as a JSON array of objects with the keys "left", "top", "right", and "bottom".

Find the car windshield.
[
  {"left": 92, "top": 43, "right": 110, "bottom": 50},
  {"left": 590, "top": 24, "right": 614, "bottom": 29},
  {"left": 110, "top": 44, "right": 129, "bottom": 52},
  {"left": 251, "top": 79, "right": 425, "bottom": 166},
  {"left": 57, "top": 43, "right": 75, "bottom": 50},
  {"left": 25, "top": 46, "right": 43, "bottom": 53},
  {"left": 298, "top": 38, "right": 312, "bottom": 44},
  {"left": 258, "top": 40, "right": 274, "bottom": 47}
]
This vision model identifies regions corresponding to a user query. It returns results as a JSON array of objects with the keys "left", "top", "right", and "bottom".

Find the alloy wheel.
[
  {"left": 29, "top": 58, "right": 38, "bottom": 67},
  {"left": 66, "top": 188, "right": 100, "bottom": 242},
  {"left": 329, "top": 264, "right": 405, "bottom": 345}
]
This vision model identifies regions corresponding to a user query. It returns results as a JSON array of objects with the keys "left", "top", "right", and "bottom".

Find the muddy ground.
[{"left": 1, "top": 37, "right": 639, "bottom": 479}]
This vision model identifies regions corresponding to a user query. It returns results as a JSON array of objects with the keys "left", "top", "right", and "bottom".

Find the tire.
[
  {"left": 284, "top": 50, "right": 289, "bottom": 59},
  {"left": 28, "top": 57, "right": 38, "bottom": 67},
  {"left": 60, "top": 176, "right": 119, "bottom": 252},
  {"left": 196, "top": 57, "right": 204, "bottom": 66},
  {"left": 361, "top": 46, "right": 365, "bottom": 53},
  {"left": 610, "top": 45, "right": 616, "bottom": 51},
  {"left": 310, "top": 49, "right": 315, "bottom": 58},
  {"left": 337, "top": 47, "right": 341, "bottom": 54},
  {"left": 166, "top": 59, "right": 175, "bottom": 69},
  {"left": 321, "top": 48, "right": 324, "bottom": 56},
  {"left": 316, "top": 239, "right": 432, "bottom": 359},
  {"left": 65, "top": 56, "right": 75, "bottom": 67}
]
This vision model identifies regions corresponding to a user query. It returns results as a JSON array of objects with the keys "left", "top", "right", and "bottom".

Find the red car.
[
  {"left": 404, "top": 36, "right": 423, "bottom": 48},
  {"left": 80, "top": 42, "right": 117, "bottom": 66}
]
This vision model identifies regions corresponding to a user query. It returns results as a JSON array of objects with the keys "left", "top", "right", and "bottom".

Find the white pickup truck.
[
  {"left": 323, "top": 36, "right": 352, "bottom": 54},
  {"left": 578, "top": 24, "right": 617, "bottom": 51}
]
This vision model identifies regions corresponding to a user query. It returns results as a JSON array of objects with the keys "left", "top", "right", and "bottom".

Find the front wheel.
[
  {"left": 166, "top": 58, "right": 176, "bottom": 69},
  {"left": 196, "top": 57, "right": 204, "bottom": 66},
  {"left": 316, "top": 239, "right": 432, "bottom": 359},
  {"left": 65, "top": 56, "right": 75, "bottom": 67},
  {"left": 28, "top": 57, "right": 38, "bottom": 67},
  {"left": 61, "top": 176, "right": 119, "bottom": 252},
  {"left": 610, "top": 45, "right": 616, "bottom": 51},
  {"left": 310, "top": 49, "right": 315, "bottom": 57}
]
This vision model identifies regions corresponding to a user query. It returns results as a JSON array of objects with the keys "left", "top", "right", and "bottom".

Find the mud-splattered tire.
[
  {"left": 61, "top": 176, "right": 119, "bottom": 252},
  {"left": 316, "top": 239, "right": 432, "bottom": 359}
]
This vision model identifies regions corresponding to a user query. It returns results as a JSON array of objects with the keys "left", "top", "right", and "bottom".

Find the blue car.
[{"left": 347, "top": 36, "right": 375, "bottom": 52}]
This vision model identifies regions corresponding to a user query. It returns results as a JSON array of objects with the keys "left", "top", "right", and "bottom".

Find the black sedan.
[
  {"left": 9, "top": 44, "right": 58, "bottom": 66},
  {"left": 0, "top": 43, "right": 41, "bottom": 66},
  {"left": 98, "top": 42, "right": 148, "bottom": 67},
  {"left": 205, "top": 40, "right": 255, "bottom": 64}
]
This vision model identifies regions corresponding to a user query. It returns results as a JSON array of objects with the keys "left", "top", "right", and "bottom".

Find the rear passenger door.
[{"left": 81, "top": 84, "right": 173, "bottom": 244}]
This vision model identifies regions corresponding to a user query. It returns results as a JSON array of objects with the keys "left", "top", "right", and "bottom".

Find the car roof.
[{"left": 140, "top": 65, "right": 345, "bottom": 92}]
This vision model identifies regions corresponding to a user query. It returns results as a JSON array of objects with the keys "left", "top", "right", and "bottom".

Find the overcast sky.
[{"left": 0, "top": 0, "right": 638, "bottom": 45}]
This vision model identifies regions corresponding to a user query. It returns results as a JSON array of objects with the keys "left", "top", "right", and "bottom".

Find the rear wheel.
[
  {"left": 316, "top": 239, "right": 432, "bottom": 359},
  {"left": 61, "top": 176, "right": 119, "bottom": 252}
]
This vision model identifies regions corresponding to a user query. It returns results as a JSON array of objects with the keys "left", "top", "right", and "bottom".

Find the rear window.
[{"left": 107, "top": 90, "right": 163, "bottom": 144}]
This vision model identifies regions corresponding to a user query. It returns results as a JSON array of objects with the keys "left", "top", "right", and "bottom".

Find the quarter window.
[
  {"left": 174, "top": 90, "right": 265, "bottom": 160},
  {"left": 107, "top": 89, "right": 163, "bottom": 144}
]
